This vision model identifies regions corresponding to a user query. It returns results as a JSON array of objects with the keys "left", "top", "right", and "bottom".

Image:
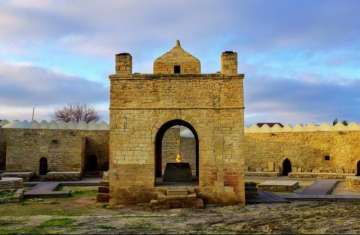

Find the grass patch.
[
  {"left": 39, "top": 218, "right": 75, "bottom": 228},
  {"left": 0, "top": 190, "right": 15, "bottom": 199},
  {"left": 60, "top": 186, "right": 98, "bottom": 197},
  {"left": 97, "top": 224, "right": 116, "bottom": 230},
  {"left": 0, "top": 227, "right": 43, "bottom": 235}
]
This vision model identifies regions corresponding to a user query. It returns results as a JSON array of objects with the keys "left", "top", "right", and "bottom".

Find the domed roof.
[{"left": 153, "top": 40, "right": 201, "bottom": 74}]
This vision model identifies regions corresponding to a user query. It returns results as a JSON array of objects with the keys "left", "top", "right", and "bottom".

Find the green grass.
[
  {"left": 0, "top": 186, "right": 116, "bottom": 217},
  {"left": 97, "top": 224, "right": 117, "bottom": 230},
  {"left": 0, "top": 190, "right": 15, "bottom": 199},
  {"left": 38, "top": 218, "right": 75, "bottom": 228}
]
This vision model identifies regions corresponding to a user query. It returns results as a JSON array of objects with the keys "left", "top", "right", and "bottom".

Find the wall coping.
[
  {"left": 245, "top": 122, "right": 360, "bottom": 133},
  {"left": 1, "top": 120, "right": 109, "bottom": 130}
]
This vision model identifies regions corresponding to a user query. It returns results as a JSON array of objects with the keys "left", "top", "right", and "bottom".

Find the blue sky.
[{"left": 0, "top": 0, "right": 359, "bottom": 124}]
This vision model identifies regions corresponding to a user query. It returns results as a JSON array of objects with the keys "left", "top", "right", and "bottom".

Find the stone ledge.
[
  {"left": 258, "top": 180, "right": 299, "bottom": 192},
  {"left": 245, "top": 172, "right": 280, "bottom": 177},
  {"left": 0, "top": 177, "right": 23, "bottom": 191},
  {"left": 44, "top": 172, "right": 81, "bottom": 181},
  {"left": 289, "top": 172, "right": 353, "bottom": 179},
  {"left": 1, "top": 172, "right": 34, "bottom": 181}
]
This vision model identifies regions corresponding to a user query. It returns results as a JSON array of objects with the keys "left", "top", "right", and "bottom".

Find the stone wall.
[
  {"left": 244, "top": 124, "right": 360, "bottom": 175},
  {"left": 109, "top": 73, "right": 246, "bottom": 205},
  {"left": 1, "top": 128, "right": 109, "bottom": 175},
  {"left": 0, "top": 128, "right": 6, "bottom": 171},
  {"left": 161, "top": 128, "right": 180, "bottom": 174},
  {"left": 180, "top": 137, "right": 196, "bottom": 176}
]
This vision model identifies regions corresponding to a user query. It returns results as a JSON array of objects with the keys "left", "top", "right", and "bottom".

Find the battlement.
[
  {"left": 245, "top": 122, "right": 360, "bottom": 133},
  {"left": 1, "top": 120, "right": 109, "bottom": 130}
]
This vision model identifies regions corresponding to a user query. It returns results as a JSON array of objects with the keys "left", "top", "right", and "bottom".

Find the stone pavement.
[
  {"left": 23, "top": 178, "right": 101, "bottom": 198},
  {"left": 247, "top": 191, "right": 289, "bottom": 204},
  {"left": 298, "top": 179, "right": 338, "bottom": 195},
  {"left": 24, "top": 182, "right": 70, "bottom": 198}
]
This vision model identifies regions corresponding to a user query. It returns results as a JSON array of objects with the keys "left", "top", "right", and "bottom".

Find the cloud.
[
  {"left": 245, "top": 73, "right": 360, "bottom": 124},
  {"left": 0, "top": 62, "right": 108, "bottom": 120},
  {"left": 2, "top": 0, "right": 359, "bottom": 58},
  {"left": 0, "top": 0, "right": 360, "bottom": 123}
]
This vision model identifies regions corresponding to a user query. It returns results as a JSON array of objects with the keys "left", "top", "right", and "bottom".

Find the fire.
[{"left": 176, "top": 153, "right": 182, "bottom": 163}]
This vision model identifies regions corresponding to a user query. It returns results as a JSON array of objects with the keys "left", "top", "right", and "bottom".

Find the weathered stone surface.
[
  {"left": 109, "top": 43, "right": 245, "bottom": 206},
  {"left": 245, "top": 131, "right": 360, "bottom": 176},
  {"left": 345, "top": 176, "right": 360, "bottom": 191},
  {"left": 258, "top": 180, "right": 299, "bottom": 192},
  {"left": 44, "top": 171, "right": 81, "bottom": 181},
  {"left": 0, "top": 129, "right": 108, "bottom": 176},
  {"left": 0, "top": 177, "right": 23, "bottom": 191}
]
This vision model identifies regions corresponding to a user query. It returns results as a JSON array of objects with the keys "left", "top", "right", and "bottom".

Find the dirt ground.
[{"left": 1, "top": 186, "right": 360, "bottom": 234}]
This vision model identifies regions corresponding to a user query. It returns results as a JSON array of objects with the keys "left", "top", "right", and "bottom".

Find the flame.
[{"left": 176, "top": 153, "right": 182, "bottom": 163}]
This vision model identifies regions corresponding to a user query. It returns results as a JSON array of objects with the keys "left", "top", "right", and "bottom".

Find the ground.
[{"left": 1, "top": 186, "right": 360, "bottom": 234}]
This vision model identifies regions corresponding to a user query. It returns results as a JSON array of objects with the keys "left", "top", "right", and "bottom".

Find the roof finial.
[{"left": 176, "top": 40, "right": 181, "bottom": 47}]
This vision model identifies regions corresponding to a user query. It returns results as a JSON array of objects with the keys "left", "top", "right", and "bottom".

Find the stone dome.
[{"left": 153, "top": 40, "right": 201, "bottom": 74}]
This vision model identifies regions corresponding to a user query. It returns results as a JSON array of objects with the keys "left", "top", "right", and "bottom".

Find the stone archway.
[
  {"left": 155, "top": 119, "right": 199, "bottom": 185},
  {"left": 39, "top": 157, "right": 48, "bottom": 175},
  {"left": 282, "top": 158, "right": 292, "bottom": 176}
]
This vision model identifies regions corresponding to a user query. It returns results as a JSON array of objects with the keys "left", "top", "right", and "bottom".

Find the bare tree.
[{"left": 54, "top": 104, "right": 100, "bottom": 123}]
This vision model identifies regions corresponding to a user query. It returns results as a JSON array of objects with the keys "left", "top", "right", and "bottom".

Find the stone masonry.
[{"left": 109, "top": 41, "right": 246, "bottom": 205}]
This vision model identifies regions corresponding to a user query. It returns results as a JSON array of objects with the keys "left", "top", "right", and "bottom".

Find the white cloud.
[{"left": 0, "top": 62, "right": 108, "bottom": 120}]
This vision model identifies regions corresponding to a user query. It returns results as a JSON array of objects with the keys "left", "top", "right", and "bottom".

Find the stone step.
[
  {"left": 98, "top": 186, "right": 109, "bottom": 193},
  {"left": 97, "top": 193, "right": 110, "bottom": 203},
  {"left": 161, "top": 193, "right": 197, "bottom": 200},
  {"left": 166, "top": 189, "right": 189, "bottom": 196}
]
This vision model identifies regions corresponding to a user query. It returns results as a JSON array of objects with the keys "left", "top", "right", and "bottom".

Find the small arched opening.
[
  {"left": 39, "top": 157, "right": 48, "bottom": 176},
  {"left": 282, "top": 158, "right": 292, "bottom": 176},
  {"left": 0, "top": 143, "right": 6, "bottom": 171},
  {"left": 155, "top": 119, "right": 199, "bottom": 185},
  {"left": 356, "top": 161, "right": 360, "bottom": 176},
  {"left": 85, "top": 154, "right": 98, "bottom": 172}
]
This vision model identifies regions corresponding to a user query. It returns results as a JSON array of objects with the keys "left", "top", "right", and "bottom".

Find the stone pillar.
[
  {"left": 221, "top": 51, "right": 238, "bottom": 75},
  {"left": 116, "top": 53, "right": 132, "bottom": 75}
]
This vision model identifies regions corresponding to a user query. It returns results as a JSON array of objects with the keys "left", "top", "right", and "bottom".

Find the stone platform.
[
  {"left": 245, "top": 172, "right": 280, "bottom": 177},
  {"left": 1, "top": 172, "right": 34, "bottom": 181},
  {"left": 150, "top": 187, "right": 204, "bottom": 209},
  {"left": 258, "top": 180, "right": 299, "bottom": 192},
  {"left": 44, "top": 171, "right": 81, "bottom": 181},
  {"left": 345, "top": 176, "right": 360, "bottom": 191},
  {"left": 289, "top": 172, "right": 353, "bottom": 179},
  {"left": 0, "top": 177, "right": 23, "bottom": 191}
]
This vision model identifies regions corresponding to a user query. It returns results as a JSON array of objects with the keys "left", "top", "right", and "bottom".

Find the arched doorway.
[
  {"left": 282, "top": 158, "right": 292, "bottom": 176},
  {"left": 85, "top": 154, "right": 98, "bottom": 172},
  {"left": 357, "top": 161, "right": 360, "bottom": 176},
  {"left": 39, "top": 157, "right": 48, "bottom": 175},
  {"left": 155, "top": 119, "right": 199, "bottom": 185}
]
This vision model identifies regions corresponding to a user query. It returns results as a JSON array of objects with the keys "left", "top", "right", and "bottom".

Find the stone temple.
[
  {"left": 109, "top": 40, "right": 245, "bottom": 205},
  {"left": 1, "top": 40, "right": 360, "bottom": 205}
]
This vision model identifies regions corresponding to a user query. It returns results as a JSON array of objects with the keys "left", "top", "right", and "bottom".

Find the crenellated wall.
[
  {"left": 244, "top": 123, "right": 360, "bottom": 176},
  {"left": 0, "top": 120, "right": 109, "bottom": 177}
]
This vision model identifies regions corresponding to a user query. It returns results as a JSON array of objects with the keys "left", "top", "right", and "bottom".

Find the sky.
[{"left": 0, "top": 0, "right": 359, "bottom": 125}]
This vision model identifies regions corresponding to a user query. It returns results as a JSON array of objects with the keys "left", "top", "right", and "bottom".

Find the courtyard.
[{"left": 1, "top": 178, "right": 360, "bottom": 234}]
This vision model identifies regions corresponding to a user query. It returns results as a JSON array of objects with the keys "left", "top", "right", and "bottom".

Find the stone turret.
[
  {"left": 115, "top": 53, "right": 132, "bottom": 75},
  {"left": 153, "top": 40, "right": 201, "bottom": 74},
  {"left": 221, "top": 51, "right": 238, "bottom": 75}
]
